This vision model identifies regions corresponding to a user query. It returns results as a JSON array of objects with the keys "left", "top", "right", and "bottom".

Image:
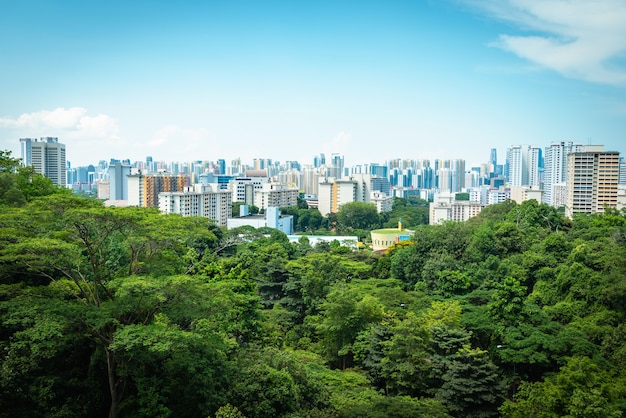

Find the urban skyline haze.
[{"left": 1, "top": 0, "right": 625, "bottom": 167}]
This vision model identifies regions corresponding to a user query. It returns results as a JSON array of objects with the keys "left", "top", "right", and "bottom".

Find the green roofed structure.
[{"left": 370, "top": 218, "right": 413, "bottom": 252}]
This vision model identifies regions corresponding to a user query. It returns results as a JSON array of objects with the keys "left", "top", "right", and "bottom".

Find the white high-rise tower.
[
  {"left": 544, "top": 141, "right": 583, "bottom": 207},
  {"left": 506, "top": 145, "right": 540, "bottom": 187},
  {"left": 20, "top": 137, "right": 66, "bottom": 186}
]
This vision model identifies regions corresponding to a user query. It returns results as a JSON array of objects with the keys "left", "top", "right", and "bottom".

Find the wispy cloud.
[
  {"left": 462, "top": 0, "right": 626, "bottom": 86},
  {"left": 0, "top": 107, "right": 120, "bottom": 139},
  {"left": 323, "top": 131, "right": 352, "bottom": 157}
]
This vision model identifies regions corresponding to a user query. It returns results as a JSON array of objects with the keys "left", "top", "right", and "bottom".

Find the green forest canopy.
[{"left": 1, "top": 151, "right": 626, "bottom": 417}]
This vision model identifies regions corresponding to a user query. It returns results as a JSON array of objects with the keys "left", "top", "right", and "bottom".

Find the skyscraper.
[
  {"left": 108, "top": 160, "right": 131, "bottom": 200},
  {"left": 544, "top": 141, "right": 583, "bottom": 206},
  {"left": 565, "top": 145, "right": 620, "bottom": 218},
  {"left": 330, "top": 154, "right": 344, "bottom": 179},
  {"left": 506, "top": 145, "right": 540, "bottom": 187},
  {"left": 490, "top": 148, "right": 497, "bottom": 167},
  {"left": 217, "top": 159, "right": 226, "bottom": 175},
  {"left": 20, "top": 137, "right": 66, "bottom": 186}
]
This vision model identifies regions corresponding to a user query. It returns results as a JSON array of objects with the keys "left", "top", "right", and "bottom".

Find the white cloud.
[
  {"left": 0, "top": 107, "right": 119, "bottom": 139},
  {"left": 0, "top": 107, "right": 123, "bottom": 165},
  {"left": 323, "top": 131, "right": 352, "bottom": 156},
  {"left": 463, "top": 0, "right": 626, "bottom": 86},
  {"left": 75, "top": 114, "right": 119, "bottom": 139}
]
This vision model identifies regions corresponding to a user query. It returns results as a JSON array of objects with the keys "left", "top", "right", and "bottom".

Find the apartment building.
[
  {"left": 128, "top": 169, "right": 188, "bottom": 207},
  {"left": 565, "top": 145, "right": 620, "bottom": 217},
  {"left": 158, "top": 184, "right": 232, "bottom": 227}
]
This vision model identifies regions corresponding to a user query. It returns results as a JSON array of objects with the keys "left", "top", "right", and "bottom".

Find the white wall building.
[
  {"left": 429, "top": 192, "right": 484, "bottom": 224},
  {"left": 544, "top": 141, "right": 583, "bottom": 206},
  {"left": 253, "top": 183, "right": 299, "bottom": 210},
  {"left": 159, "top": 184, "right": 232, "bottom": 226},
  {"left": 317, "top": 174, "right": 373, "bottom": 216},
  {"left": 507, "top": 145, "right": 540, "bottom": 187},
  {"left": 487, "top": 188, "right": 511, "bottom": 205},
  {"left": 229, "top": 173, "right": 270, "bottom": 204},
  {"left": 20, "top": 137, "right": 66, "bottom": 186},
  {"left": 370, "top": 191, "right": 393, "bottom": 213},
  {"left": 227, "top": 206, "right": 293, "bottom": 235}
]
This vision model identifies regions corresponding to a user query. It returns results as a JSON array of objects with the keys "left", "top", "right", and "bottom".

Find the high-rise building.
[
  {"left": 490, "top": 148, "right": 497, "bottom": 167},
  {"left": 229, "top": 172, "right": 270, "bottom": 204},
  {"left": 318, "top": 178, "right": 357, "bottom": 216},
  {"left": 217, "top": 159, "right": 226, "bottom": 175},
  {"left": 127, "top": 169, "right": 188, "bottom": 207},
  {"left": 619, "top": 156, "right": 626, "bottom": 186},
  {"left": 159, "top": 184, "right": 232, "bottom": 227},
  {"left": 146, "top": 156, "right": 154, "bottom": 172},
  {"left": 565, "top": 146, "right": 620, "bottom": 218},
  {"left": 329, "top": 154, "right": 344, "bottom": 179},
  {"left": 20, "top": 137, "right": 66, "bottom": 186},
  {"left": 317, "top": 174, "right": 372, "bottom": 216},
  {"left": 450, "top": 159, "right": 466, "bottom": 192},
  {"left": 108, "top": 160, "right": 131, "bottom": 200},
  {"left": 253, "top": 183, "right": 299, "bottom": 210},
  {"left": 506, "top": 145, "right": 541, "bottom": 187},
  {"left": 313, "top": 153, "right": 326, "bottom": 168},
  {"left": 300, "top": 166, "right": 320, "bottom": 196},
  {"left": 544, "top": 141, "right": 583, "bottom": 206}
]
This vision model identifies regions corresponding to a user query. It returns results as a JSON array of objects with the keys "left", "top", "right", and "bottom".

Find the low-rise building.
[
  {"left": 370, "top": 226, "right": 414, "bottom": 252},
  {"left": 227, "top": 206, "right": 293, "bottom": 235},
  {"left": 370, "top": 191, "right": 393, "bottom": 213},
  {"left": 430, "top": 192, "right": 485, "bottom": 224}
]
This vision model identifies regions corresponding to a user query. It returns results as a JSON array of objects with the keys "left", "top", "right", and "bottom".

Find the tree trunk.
[{"left": 106, "top": 347, "right": 124, "bottom": 418}]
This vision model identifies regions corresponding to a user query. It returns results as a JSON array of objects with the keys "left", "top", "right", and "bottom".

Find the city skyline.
[{"left": 1, "top": 1, "right": 625, "bottom": 167}]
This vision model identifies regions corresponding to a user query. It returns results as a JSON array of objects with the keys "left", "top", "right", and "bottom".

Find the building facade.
[
  {"left": 429, "top": 192, "right": 485, "bottom": 224},
  {"left": 226, "top": 206, "right": 293, "bottom": 234},
  {"left": 229, "top": 173, "right": 270, "bottom": 204},
  {"left": 544, "top": 141, "right": 583, "bottom": 206},
  {"left": 317, "top": 174, "right": 374, "bottom": 216},
  {"left": 253, "top": 183, "right": 299, "bottom": 210},
  {"left": 128, "top": 169, "right": 188, "bottom": 207},
  {"left": 158, "top": 184, "right": 232, "bottom": 226},
  {"left": 506, "top": 145, "right": 541, "bottom": 187},
  {"left": 108, "top": 160, "right": 131, "bottom": 200},
  {"left": 565, "top": 146, "right": 620, "bottom": 218},
  {"left": 20, "top": 137, "right": 66, "bottom": 186},
  {"left": 370, "top": 191, "right": 393, "bottom": 213}
]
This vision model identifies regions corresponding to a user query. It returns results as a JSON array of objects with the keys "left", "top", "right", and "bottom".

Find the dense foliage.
[
  {"left": 1, "top": 151, "right": 626, "bottom": 417},
  {"left": 282, "top": 196, "right": 429, "bottom": 240}
]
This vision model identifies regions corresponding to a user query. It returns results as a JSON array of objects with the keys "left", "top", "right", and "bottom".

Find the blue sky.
[{"left": 1, "top": 0, "right": 625, "bottom": 168}]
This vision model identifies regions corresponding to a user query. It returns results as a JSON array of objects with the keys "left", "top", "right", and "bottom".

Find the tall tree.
[{"left": 337, "top": 202, "right": 380, "bottom": 231}]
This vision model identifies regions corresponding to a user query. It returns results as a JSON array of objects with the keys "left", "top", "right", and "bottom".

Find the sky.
[{"left": 1, "top": 0, "right": 625, "bottom": 168}]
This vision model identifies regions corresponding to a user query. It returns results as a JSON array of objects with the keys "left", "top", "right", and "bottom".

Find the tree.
[
  {"left": 436, "top": 346, "right": 505, "bottom": 417},
  {"left": 0, "top": 196, "right": 233, "bottom": 417},
  {"left": 500, "top": 356, "right": 625, "bottom": 418},
  {"left": 337, "top": 202, "right": 380, "bottom": 231},
  {"left": 0, "top": 150, "right": 21, "bottom": 172},
  {"left": 0, "top": 275, "right": 236, "bottom": 418},
  {"left": 230, "top": 348, "right": 330, "bottom": 418},
  {"left": 315, "top": 282, "right": 384, "bottom": 369},
  {"left": 214, "top": 404, "right": 247, "bottom": 418}
]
